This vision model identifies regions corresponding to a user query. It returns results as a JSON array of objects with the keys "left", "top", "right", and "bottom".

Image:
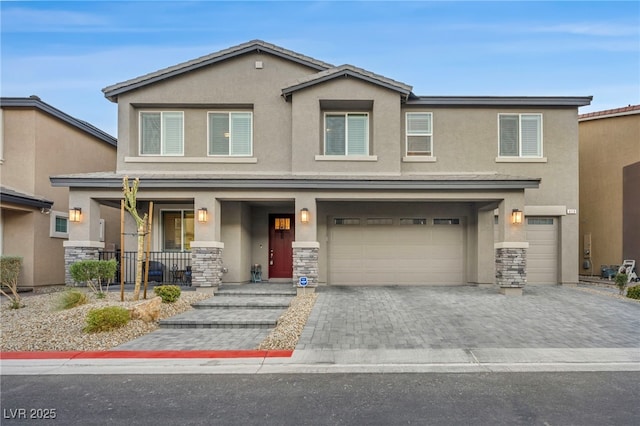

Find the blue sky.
[{"left": 2, "top": 1, "right": 639, "bottom": 137}]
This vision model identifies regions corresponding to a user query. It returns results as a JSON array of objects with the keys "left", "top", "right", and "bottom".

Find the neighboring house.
[
  {"left": 578, "top": 105, "right": 640, "bottom": 277},
  {"left": 51, "top": 40, "right": 591, "bottom": 295},
  {"left": 0, "top": 96, "right": 118, "bottom": 288}
]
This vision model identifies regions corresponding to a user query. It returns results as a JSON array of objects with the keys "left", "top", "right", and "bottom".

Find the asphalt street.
[{"left": 2, "top": 372, "right": 638, "bottom": 425}]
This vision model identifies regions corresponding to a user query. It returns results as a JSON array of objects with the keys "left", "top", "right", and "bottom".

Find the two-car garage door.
[{"left": 328, "top": 217, "right": 465, "bottom": 285}]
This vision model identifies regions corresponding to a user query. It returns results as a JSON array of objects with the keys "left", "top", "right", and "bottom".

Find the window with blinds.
[
  {"left": 406, "top": 112, "right": 432, "bottom": 156},
  {"left": 208, "top": 112, "right": 253, "bottom": 156},
  {"left": 499, "top": 113, "right": 542, "bottom": 158},
  {"left": 324, "top": 113, "right": 369, "bottom": 156},
  {"left": 140, "top": 112, "right": 184, "bottom": 155}
]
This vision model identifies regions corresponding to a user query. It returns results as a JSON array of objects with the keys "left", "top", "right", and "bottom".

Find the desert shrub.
[
  {"left": 58, "top": 290, "right": 89, "bottom": 310},
  {"left": 626, "top": 285, "right": 640, "bottom": 300},
  {"left": 153, "top": 285, "right": 181, "bottom": 303},
  {"left": 1, "top": 256, "right": 23, "bottom": 309},
  {"left": 615, "top": 273, "right": 628, "bottom": 295},
  {"left": 84, "top": 306, "right": 130, "bottom": 333},
  {"left": 70, "top": 259, "right": 118, "bottom": 295}
]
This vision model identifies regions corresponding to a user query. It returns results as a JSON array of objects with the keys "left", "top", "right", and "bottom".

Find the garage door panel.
[
  {"left": 526, "top": 217, "right": 558, "bottom": 284},
  {"left": 329, "top": 219, "right": 465, "bottom": 285}
]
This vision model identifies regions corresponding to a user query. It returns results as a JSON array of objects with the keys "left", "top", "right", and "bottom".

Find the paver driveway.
[{"left": 296, "top": 285, "right": 640, "bottom": 350}]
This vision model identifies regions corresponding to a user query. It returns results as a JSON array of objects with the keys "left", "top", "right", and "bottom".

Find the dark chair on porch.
[{"left": 144, "top": 261, "right": 165, "bottom": 283}]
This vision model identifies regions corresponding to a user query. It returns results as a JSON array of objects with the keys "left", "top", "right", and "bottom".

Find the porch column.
[
  {"left": 64, "top": 196, "right": 104, "bottom": 286},
  {"left": 191, "top": 196, "right": 222, "bottom": 294},
  {"left": 294, "top": 196, "right": 318, "bottom": 294},
  {"left": 495, "top": 193, "right": 528, "bottom": 296}
]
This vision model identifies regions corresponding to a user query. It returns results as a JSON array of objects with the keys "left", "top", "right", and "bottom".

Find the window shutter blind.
[
  {"left": 347, "top": 114, "right": 368, "bottom": 155},
  {"left": 162, "top": 112, "right": 183, "bottom": 155},
  {"left": 230, "top": 113, "right": 252, "bottom": 155},
  {"left": 141, "top": 113, "right": 161, "bottom": 155},
  {"left": 325, "top": 115, "right": 346, "bottom": 155},
  {"left": 408, "top": 136, "right": 431, "bottom": 154},
  {"left": 407, "top": 113, "right": 431, "bottom": 134},
  {"left": 499, "top": 115, "right": 519, "bottom": 156},
  {"left": 521, "top": 115, "right": 541, "bottom": 156},
  {"left": 209, "top": 113, "right": 230, "bottom": 155}
]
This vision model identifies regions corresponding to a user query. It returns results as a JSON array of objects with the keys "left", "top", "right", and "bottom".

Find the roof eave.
[
  {"left": 282, "top": 70, "right": 412, "bottom": 101},
  {"left": 50, "top": 176, "right": 540, "bottom": 190},
  {"left": 407, "top": 96, "right": 593, "bottom": 107},
  {"left": 0, "top": 97, "right": 117, "bottom": 146},
  {"left": 103, "top": 41, "right": 333, "bottom": 102}
]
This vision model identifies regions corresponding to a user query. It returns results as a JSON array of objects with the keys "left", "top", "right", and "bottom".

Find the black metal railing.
[{"left": 99, "top": 251, "right": 192, "bottom": 285}]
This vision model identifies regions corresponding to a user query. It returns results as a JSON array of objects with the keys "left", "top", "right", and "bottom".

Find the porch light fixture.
[
  {"left": 511, "top": 209, "right": 523, "bottom": 225},
  {"left": 69, "top": 207, "right": 82, "bottom": 222},
  {"left": 300, "top": 208, "right": 310, "bottom": 224},
  {"left": 197, "top": 208, "right": 208, "bottom": 223}
]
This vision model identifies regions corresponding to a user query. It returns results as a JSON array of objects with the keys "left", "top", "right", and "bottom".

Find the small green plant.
[
  {"left": 1, "top": 256, "right": 23, "bottom": 309},
  {"left": 69, "top": 259, "right": 118, "bottom": 295},
  {"left": 153, "top": 285, "right": 181, "bottom": 303},
  {"left": 58, "top": 290, "right": 89, "bottom": 310},
  {"left": 615, "top": 273, "right": 628, "bottom": 295},
  {"left": 84, "top": 306, "right": 130, "bottom": 333},
  {"left": 626, "top": 285, "right": 640, "bottom": 300}
]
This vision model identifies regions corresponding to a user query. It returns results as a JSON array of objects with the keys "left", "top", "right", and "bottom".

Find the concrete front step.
[
  {"left": 193, "top": 296, "right": 292, "bottom": 310},
  {"left": 215, "top": 284, "right": 296, "bottom": 297},
  {"left": 159, "top": 308, "right": 285, "bottom": 329}
]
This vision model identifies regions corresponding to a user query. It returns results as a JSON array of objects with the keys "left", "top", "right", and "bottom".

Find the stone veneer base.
[
  {"left": 64, "top": 246, "right": 100, "bottom": 286},
  {"left": 191, "top": 246, "right": 223, "bottom": 289},
  {"left": 293, "top": 244, "right": 319, "bottom": 287},
  {"left": 495, "top": 247, "right": 527, "bottom": 290}
]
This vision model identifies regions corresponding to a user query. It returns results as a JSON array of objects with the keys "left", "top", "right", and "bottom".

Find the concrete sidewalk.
[{"left": 1, "top": 284, "right": 639, "bottom": 375}]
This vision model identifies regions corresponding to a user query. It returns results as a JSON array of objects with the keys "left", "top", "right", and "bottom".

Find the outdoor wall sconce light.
[
  {"left": 197, "top": 208, "right": 208, "bottom": 223},
  {"left": 69, "top": 207, "right": 82, "bottom": 222},
  {"left": 511, "top": 209, "right": 523, "bottom": 225},
  {"left": 300, "top": 208, "right": 310, "bottom": 224}
]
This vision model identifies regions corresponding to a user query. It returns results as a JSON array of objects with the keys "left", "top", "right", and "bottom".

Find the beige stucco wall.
[
  {"left": 115, "top": 53, "right": 316, "bottom": 174},
  {"left": 579, "top": 112, "right": 640, "bottom": 273},
  {"left": 1, "top": 107, "right": 116, "bottom": 287}
]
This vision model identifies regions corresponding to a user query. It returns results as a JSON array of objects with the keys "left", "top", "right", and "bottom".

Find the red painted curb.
[{"left": 0, "top": 350, "right": 293, "bottom": 360}]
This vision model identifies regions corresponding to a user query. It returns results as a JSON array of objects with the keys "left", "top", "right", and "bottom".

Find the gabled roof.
[
  {"left": 281, "top": 64, "right": 413, "bottom": 101},
  {"left": 102, "top": 40, "right": 336, "bottom": 102},
  {"left": 0, "top": 96, "right": 117, "bottom": 147},
  {"left": 0, "top": 186, "right": 53, "bottom": 210},
  {"left": 579, "top": 104, "right": 640, "bottom": 121}
]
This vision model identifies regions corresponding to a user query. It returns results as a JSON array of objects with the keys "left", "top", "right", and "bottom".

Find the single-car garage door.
[
  {"left": 526, "top": 217, "right": 558, "bottom": 284},
  {"left": 328, "top": 217, "right": 465, "bottom": 285}
]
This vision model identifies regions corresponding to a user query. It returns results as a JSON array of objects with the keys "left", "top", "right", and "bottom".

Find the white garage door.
[
  {"left": 526, "top": 217, "right": 558, "bottom": 284},
  {"left": 328, "top": 217, "right": 465, "bottom": 285}
]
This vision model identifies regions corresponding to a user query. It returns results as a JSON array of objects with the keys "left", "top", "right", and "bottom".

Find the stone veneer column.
[
  {"left": 63, "top": 242, "right": 102, "bottom": 286},
  {"left": 190, "top": 241, "right": 224, "bottom": 294},
  {"left": 495, "top": 242, "right": 528, "bottom": 296},
  {"left": 292, "top": 242, "right": 319, "bottom": 294}
]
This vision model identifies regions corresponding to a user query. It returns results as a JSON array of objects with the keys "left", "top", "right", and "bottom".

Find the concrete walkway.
[{"left": 2, "top": 283, "right": 639, "bottom": 375}]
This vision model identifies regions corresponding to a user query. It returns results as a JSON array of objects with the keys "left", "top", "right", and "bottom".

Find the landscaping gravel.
[{"left": 1, "top": 287, "right": 317, "bottom": 352}]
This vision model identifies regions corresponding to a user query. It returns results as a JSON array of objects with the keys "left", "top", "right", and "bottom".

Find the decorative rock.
[{"left": 129, "top": 296, "right": 162, "bottom": 322}]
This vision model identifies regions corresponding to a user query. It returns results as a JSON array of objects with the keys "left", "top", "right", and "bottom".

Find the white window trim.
[
  {"left": 323, "top": 112, "right": 370, "bottom": 156},
  {"left": 207, "top": 111, "right": 254, "bottom": 157},
  {"left": 497, "top": 113, "right": 544, "bottom": 160},
  {"left": 405, "top": 112, "right": 434, "bottom": 157},
  {"left": 49, "top": 210, "right": 69, "bottom": 239},
  {"left": 139, "top": 111, "right": 184, "bottom": 156}
]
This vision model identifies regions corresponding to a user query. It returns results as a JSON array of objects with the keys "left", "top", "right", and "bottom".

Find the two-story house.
[
  {"left": 1, "top": 96, "right": 118, "bottom": 289},
  {"left": 578, "top": 105, "right": 640, "bottom": 277},
  {"left": 51, "top": 40, "right": 591, "bottom": 295}
]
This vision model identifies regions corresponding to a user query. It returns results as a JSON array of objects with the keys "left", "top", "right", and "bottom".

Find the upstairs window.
[
  {"left": 140, "top": 112, "right": 183, "bottom": 155},
  {"left": 208, "top": 112, "right": 253, "bottom": 156},
  {"left": 324, "top": 113, "right": 369, "bottom": 156},
  {"left": 406, "top": 112, "right": 433, "bottom": 156},
  {"left": 499, "top": 114, "right": 542, "bottom": 157}
]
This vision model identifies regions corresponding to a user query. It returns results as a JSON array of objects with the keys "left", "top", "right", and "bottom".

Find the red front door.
[{"left": 268, "top": 214, "right": 294, "bottom": 279}]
